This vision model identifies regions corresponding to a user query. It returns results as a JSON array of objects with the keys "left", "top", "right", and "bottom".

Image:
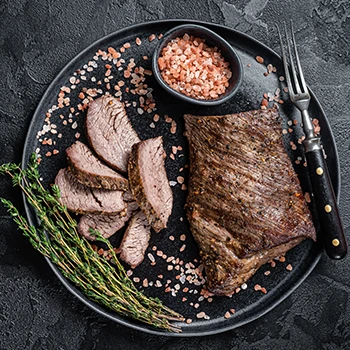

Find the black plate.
[{"left": 22, "top": 20, "right": 340, "bottom": 336}]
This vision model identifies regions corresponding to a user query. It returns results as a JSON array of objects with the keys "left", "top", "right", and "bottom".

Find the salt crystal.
[
  {"left": 147, "top": 253, "right": 155, "bottom": 262},
  {"left": 196, "top": 311, "right": 205, "bottom": 319},
  {"left": 155, "top": 280, "right": 162, "bottom": 287},
  {"left": 177, "top": 176, "right": 185, "bottom": 184}
]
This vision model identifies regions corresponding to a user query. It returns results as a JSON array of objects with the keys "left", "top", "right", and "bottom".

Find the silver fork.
[{"left": 278, "top": 21, "right": 347, "bottom": 259}]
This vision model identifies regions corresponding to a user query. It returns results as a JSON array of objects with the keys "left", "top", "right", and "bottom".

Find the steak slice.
[
  {"left": 123, "top": 190, "right": 135, "bottom": 202},
  {"left": 66, "top": 141, "right": 128, "bottom": 191},
  {"left": 86, "top": 95, "right": 141, "bottom": 173},
  {"left": 128, "top": 136, "right": 173, "bottom": 232},
  {"left": 184, "top": 107, "right": 316, "bottom": 295},
  {"left": 55, "top": 168, "right": 126, "bottom": 215},
  {"left": 78, "top": 202, "right": 139, "bottom": 241},
  {"left": 119, "top": 210, "right": 151, "bottom": 268}
]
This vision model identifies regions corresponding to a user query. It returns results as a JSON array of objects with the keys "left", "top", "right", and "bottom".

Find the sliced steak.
[
  {"left": 78, "top": 202, "right": 139, "bottom": 241},
  {"left": 119, "top": 210, "right": 151, "bottom": 268},
  {"left": 184, "top": 107, "right": 316, "bottom": 295},
  {"left": 86, "top": 95, "right": 141, "bottom": 173},
  {"left": 55, "top": 168, "right": 126, "bottom": 214},
  {"left": 66, "top": 141, "right": 128, "bottom": 191},
  {"left": 128, "top": 136, "right": 173, "bottom": 232},
  {"left": 123, "top": 190, "right": 135, "bottom": 202}
]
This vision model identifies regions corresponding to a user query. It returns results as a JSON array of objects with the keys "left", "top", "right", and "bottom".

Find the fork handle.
[{"left": 304, "top": 138, "right": 347, "bottom": 259}]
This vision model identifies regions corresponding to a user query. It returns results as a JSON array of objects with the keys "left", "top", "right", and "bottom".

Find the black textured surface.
[{"left": 0, "top": 1, "right": 349, "bottom": 349}]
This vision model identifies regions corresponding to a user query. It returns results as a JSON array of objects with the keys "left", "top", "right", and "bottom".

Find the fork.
[{"left": 278, "top": 21, "right": 347, "bottom": 259}]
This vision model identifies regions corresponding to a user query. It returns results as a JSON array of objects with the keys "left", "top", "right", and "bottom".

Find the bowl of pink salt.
[{"left": 152, "top": 24, "right": 243, "bottom": 106}]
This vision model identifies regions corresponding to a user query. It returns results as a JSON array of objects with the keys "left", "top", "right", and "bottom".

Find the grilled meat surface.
[
  {"left": 78, "top": 202, "right": 138, "bottom": 240},
  {"left": 55, "top": 168, "right": 126, "bottom": 215},
  {"left": 86, "top": 95, "right": 141, "bottom": 173},
  {"left": 66, "top": 141, "right": 128, "bottom": 191},
  {"left": 119, "top": 210, "right": 151, "bottom": 268},
  {"left": 128, "top": 136, "right": 173, "bottom": 232},
  {"left": 184, "top": 107, "right": 316, "bottom": 295}
]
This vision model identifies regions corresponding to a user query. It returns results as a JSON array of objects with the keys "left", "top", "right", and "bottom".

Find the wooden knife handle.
[{"left": 305, "top": 147, "right": 347, "bottom": 259}]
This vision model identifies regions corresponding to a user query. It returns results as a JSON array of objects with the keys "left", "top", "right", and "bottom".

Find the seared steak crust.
[
  {"left": 86, "top": 96, "right": 141, "bottom": 173},
  {"left": 55, "top": 168, "right": 126, "bottom": 215},
  {"left": 184, "top": 107, "right": 316, "bottom": 295},
  {"left": 66, "top": 141, "right": 128, "bottom": 191},
  {"left": 190, "top": 213, "right": 304, "bottom": 294},
  {"left": 128, "top": 136, "right": 173, "bottom": 232},
  {"left": 119, "top": 210, "right": 151, "bottom": 268}
]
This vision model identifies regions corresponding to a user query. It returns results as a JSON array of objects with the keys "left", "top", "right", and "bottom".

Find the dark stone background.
[{"left": 0, "top": 0, "right": 349, "bottom": 349}]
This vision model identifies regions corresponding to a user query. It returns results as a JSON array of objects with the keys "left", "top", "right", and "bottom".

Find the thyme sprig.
[{"left": 0, "top": 154, "right": 183, "bottom": 332}]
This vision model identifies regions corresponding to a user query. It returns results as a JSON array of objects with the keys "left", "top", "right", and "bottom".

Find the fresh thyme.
[{"left": 0, "top": 154, "right": 183, "bottom": 332}]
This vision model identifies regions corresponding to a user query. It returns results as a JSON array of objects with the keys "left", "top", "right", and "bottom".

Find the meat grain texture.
[
  {"left": 66, "top": 141, "right": 129, "bottom": 191},
  {"left": 119, "top": 210, "right": 151, "bottom": 268},
  {"left": 128, "top": 136, "right": 173, "bottom": 232},
  {"left": 78, "top": 202, "right": 138, "bottom": 240},
  {"left": 55, "top": 168, "right": 126, "bottom": 215},
  {"left": 86, "top": 95, "right": 141, "bottom": 173},
  {"left": 184, "top": 107, "right": 316, "bottom": 295}
]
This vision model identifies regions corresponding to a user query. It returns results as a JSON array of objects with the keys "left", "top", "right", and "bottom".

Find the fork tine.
[
  {"left": 290, "top": 20, "right": 308, "bottom": 94},
  {"left": 284, "top": 22, "right": 301, "bottom": 95},
  {"left": 277, "top": 25, "right": 293, "bottom": 96}
]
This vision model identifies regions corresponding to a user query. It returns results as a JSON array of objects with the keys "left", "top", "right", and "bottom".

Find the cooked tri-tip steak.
[
  {"left": 78, "top": 202, "right": 139, "bottom": 241},
  {"left": 128, "top": 136, "right": 173, "bottom": 232},
  {"left": 66, "top": 141, "right": 129, "bottom": 191},
  {"left": 55, "top": 168, "right": 126, "bottom": 215},
  {"left": 86, "top": 95, "right": 141, "bottom": 173},
  {"left": 119, "top": 210, "right": 151, "bottom": 268},
  {"left": 184, "top": 107, "right": 316, "bottom": 296}
]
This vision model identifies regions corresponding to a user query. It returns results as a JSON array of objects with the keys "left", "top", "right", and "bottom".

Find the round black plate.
[{"left": 22, "top": 20, "right": 340, "bottom": 336}]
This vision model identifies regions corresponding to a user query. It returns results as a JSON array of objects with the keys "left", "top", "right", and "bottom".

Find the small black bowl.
[{"left": 152, "top": 24, "right": 243, "bottom": 106}]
